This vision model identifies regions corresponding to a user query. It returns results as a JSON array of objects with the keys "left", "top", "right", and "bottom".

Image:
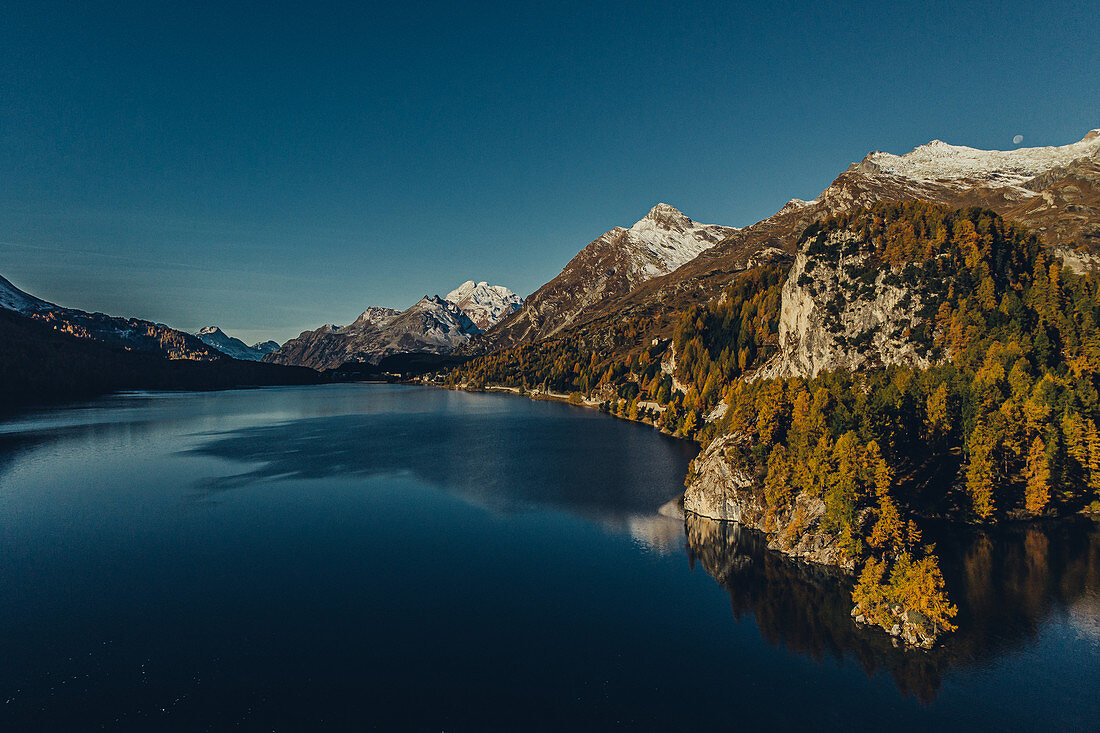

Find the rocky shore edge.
[{"left": 683, "top": 432, "right": 942, "bottom": 649}]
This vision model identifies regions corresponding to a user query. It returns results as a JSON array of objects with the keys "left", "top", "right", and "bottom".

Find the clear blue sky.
[{"left": 1, "top": 0, "right": 1097, "bottom": 343}]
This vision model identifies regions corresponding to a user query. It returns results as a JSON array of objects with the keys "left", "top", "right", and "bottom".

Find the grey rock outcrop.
[
  {"left": 683, "top": 433, "right": 857, "bottom": 572},
  {"left": 682, "top": 434, "right": 761, "bottom": 523},
  {"left": 1055, "top": 246, "right": 1100, "bottom": 275},
  {"left": 852, "top": 605, "right": 938, "bottom": 650},
  {"left": 758, "top": 232, "right": 937, "bottom": 380}
]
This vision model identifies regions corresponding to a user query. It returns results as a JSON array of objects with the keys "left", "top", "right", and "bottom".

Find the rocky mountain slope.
[
  {"left": 265, "top": 282, "right": 520, "bottom": 370},
  {"left": 468, "top": 204, "right": 736, "bottom": 350},
  {"left": 348, "top": 306, "right": 402, "bottom": 329},
  {"left": 196, "top": 326, "right": 280, "bottom": 362},
  {"left": 0, "top": 274, "right": 222, "bottom": 361}
]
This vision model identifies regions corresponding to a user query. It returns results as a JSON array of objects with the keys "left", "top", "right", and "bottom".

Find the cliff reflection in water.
[{"left": 684, "top": 512, "right": 1100, "bottom": 702}]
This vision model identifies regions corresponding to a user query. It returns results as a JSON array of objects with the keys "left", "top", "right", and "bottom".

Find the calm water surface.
[{"left": 0, "top": 384, "right": 1097, "bottom": 730}]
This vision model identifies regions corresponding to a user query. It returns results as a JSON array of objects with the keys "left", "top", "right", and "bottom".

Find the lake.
[{"left": 0, "top": 384, "right": 1097, "bottom": 730}]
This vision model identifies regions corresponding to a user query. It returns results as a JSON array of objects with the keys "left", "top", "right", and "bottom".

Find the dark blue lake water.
[{"left": 0, "top": 384, "right": 1097, "bottom": 730}]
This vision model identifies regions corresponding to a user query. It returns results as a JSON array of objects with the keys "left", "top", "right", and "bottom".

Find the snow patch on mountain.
[
  {"left": 862, "top": 130, "right": 1100, "bottom": 188},
  {"left": 0, "top": 275, "right": 54, "bottom": 314},
  {"left": 777, "top": 198, "right": 820, "bottom": 215},
  {"left": 623, "top": 203, "right": 738, "bottom": 277}
]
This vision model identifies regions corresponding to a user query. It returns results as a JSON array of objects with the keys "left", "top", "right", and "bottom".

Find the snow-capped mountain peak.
[
  {"left": 472, "top": 204, "right": 739, "bottom": 349},
  {"left": 623, "top": 203, "right": 738, "bottom": 277},
  {"left": 444, "top": 280, "right": 483, "bottom": 301},
  {"left": 642, "top": 202, "right": 693, "bottom": 226},
  {"left": 444, "top": 280, "right": 523, "bottom": 330}
]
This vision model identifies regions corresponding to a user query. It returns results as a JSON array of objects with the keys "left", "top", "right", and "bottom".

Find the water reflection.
[
  {"left": 189, "top": 409, "right": 698, "bottom": 532},
  {"left": 4, "top": 385, "right": 1097, "bottom": 713},
  {"left": 625, "top": 507, "right": 686, "bottom": 554},
  {"left": 684, "top": 512, "right": 1100, "bottom": 701},
  {"left": 934, "top": 518, "right": 1100, "bottom": 658}
]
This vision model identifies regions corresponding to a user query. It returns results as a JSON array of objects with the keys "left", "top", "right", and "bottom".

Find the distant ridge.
[{"left": 196, "top": 326, "right": 280, "bottom": 362}]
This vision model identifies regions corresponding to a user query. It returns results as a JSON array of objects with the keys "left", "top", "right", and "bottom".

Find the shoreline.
[
  {"left": 448, "top": 381, "right": 684, "bottom": 436},
  {"left": 437, "top": 377, "right": 1100, "bottom": 650}
]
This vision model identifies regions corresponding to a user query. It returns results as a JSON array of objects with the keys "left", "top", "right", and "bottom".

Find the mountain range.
[
  {"left": 262, "top": 283, "right": 522, "bottom": 370},
  {"left": 5, "top": 129, "right": 1097, "bottom": 385},
  {"left": 6, "top": 129, "right": 1097, "bottom": 381},
  {"left": 266, "top": 129, "right": 1097, "bottom": 371},
  {"left": 258, "top": 203, "right": 736, "bottom": 368},
  {"left": 0, "top": 276, "right": 318, "bottom": 408}
]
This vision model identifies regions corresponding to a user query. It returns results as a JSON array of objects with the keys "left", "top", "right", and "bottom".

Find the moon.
[{"left": 1013, "top": 134, "right": 1024, "bottom": 145}]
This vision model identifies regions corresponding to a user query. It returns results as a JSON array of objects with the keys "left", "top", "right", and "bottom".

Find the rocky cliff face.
[
  {"left": 681, "top": 434, "right": 762, "bottom": 523},
  {"left": 758, "top": 233, "right": 936, "bottom": 380},
  {"left": 683, "top": 434, "right": 857, "bottom": 571},
  {"left": 683, "top": 433, "right": 948, "bottom": 644}
]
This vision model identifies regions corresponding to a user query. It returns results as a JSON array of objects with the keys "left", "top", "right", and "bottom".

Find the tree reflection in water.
[{"left": 683, "top": 512, "right": 1100, "bottom": 702}]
